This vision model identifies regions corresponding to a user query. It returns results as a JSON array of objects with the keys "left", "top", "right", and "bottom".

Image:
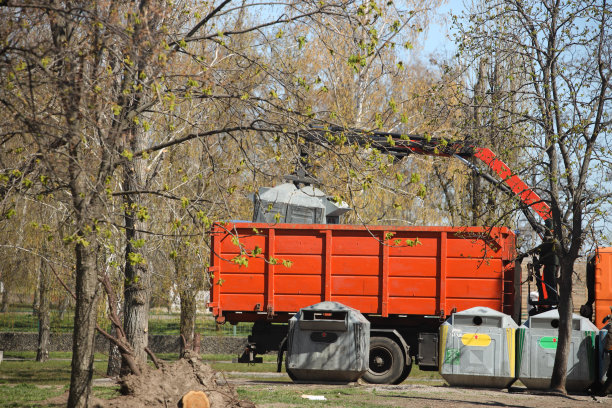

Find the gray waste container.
[
  {"left": 439, "top": 307, "right": 518, "bottom": 388},
  {"left": 517, "top": 309, "right": 598, "bottom": 391},
  {"left": 286, "top": 301, "right": 370, "bottom": 382}
]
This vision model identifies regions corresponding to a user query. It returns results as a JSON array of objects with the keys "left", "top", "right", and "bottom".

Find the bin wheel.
[
  {"left": 362, "top": 337, "right": 405, "bottom": 384},
  {"left": 284, "top": 350, "right": 298, "bottom": 382},
  {"left": 286, "top": 368, "right": 298, "bottom": 382}
]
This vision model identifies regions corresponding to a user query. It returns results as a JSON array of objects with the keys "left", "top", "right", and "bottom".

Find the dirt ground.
[
  {"left": 39, "top": 362, "right": 611, "bottom": 408},
  {"left": 234, "top": 381, "right": 611, "bottom": 408}
]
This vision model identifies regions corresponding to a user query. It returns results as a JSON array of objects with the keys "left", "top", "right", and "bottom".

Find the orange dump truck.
[
  {"left": 208, "top": 222, "right": 520, "bottom": 384},
  {"left": 593, "top": 247, "right": 612, "bottom": 328}
]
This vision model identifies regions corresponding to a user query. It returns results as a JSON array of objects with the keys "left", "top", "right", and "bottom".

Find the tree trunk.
[
  {"left": 122, "top": 258, "right": 150, "bottom": 372},
  {"left": 36, "top": 255, "right": 51, "bottom": 362},
  {"left": 68, "top": 243, "right": 101, "bottom": 408},
  {"left": 121, "top": 148, "right": 151, "bottom": 371},
  {"left": 32, "top": 268, "right": 40, "bottom": 316},
  {"left": 121, "top": 108, "right": 152, "bottom": 372},
  {"left": 469, "top": 58, "right": 487, "bottom": 225},
  {"left": 1, "top": 281, "right": 8, "bottom": 312},
  {"left": 179, "top": 289, "right": 197, "bottom": 357},
  {"left": 550, "top": 259, "right": 574, "bottom": 393}
]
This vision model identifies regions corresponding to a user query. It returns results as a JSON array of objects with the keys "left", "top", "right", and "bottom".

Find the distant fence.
[
  {"left": 0, "top": 332, "right": 249, "bottom": 355},
  {"left": 0, "top": 307, "right": 252, "bottom": 337}
]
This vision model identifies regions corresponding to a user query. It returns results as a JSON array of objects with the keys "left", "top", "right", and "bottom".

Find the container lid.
[
  {"left": 522, "top": 309, "right": 598, "bottom": 331},
  {"left": 259, "top": 183, "right": 325, "bottom": 209},
  {"left": 291, "top": 301, "right": 369, "bottom": 325},
  {"left": 449, "top": 306, "right": 518, "bottom": 328}
]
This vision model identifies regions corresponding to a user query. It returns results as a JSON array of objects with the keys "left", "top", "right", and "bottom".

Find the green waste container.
[
  {"left": 517, "top": 309, "right": 598, "bottom": 391},
  {"left": 439, "top": 307, "right": 518, "bottom": 388}
]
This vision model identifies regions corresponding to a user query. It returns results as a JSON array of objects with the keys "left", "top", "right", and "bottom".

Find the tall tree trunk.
[
  {"left": 36, "top": 255, "right": 51, "bottom": 362},
  {"left": 122, "top": 136, "right": 151, "bottom": 371},
  {"left": 179, "top": 289, "right": 197, "bottom": 357},
  {"left": 122, "top": 250, "right": 150, "bottom": 371},
  {"left": 1, "top": 281, "right": 8, "bottom": 312},
  {"left": 68, "top": 243, "right": 101, "bottom": 408},
  {"left": 32, "top": 268, "right": 40, "bottom": 316},
  {"left": 550, "top": 259, "right": 574, "bottom": 393},
  {"left": 469, "top": 58, "right": 487, "bottom": 225},
  {"left": 67, "top": 114, "right": 104, "bottom": 406}
]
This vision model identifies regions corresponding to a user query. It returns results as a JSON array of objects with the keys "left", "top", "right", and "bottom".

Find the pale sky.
[{"left": 421, "top": 0, "right": 464, "bottom": 59}]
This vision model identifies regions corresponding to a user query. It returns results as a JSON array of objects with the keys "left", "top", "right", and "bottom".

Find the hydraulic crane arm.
[{"left": 298, "top": 126, "right": 551, "bottom": 234}]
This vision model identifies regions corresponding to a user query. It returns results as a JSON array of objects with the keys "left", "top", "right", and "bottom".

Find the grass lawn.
[
  {"left": 0, "top": 384, "right": 117, "bottom": 408},
  {"left": 0, "top": 351, "right": 444, "bottom": 407},
  {"left": 0, "top": 358, "right": 108, "bottom": 385}
]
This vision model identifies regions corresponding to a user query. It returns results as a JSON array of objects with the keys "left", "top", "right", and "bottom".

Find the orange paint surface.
[
  {"left": 595, "top": 247, "right": 612, "bottom": 329},
  {"left": 209, "top": 223, "right": 517, "bottom": 321}
]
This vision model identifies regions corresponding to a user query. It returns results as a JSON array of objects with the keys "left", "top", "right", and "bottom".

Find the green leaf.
[
  {"left": 417, "top": 184, "right": 427, "bottom": 199},
  {"left": 121, "top": 149, "right": 133, "bottom": 161},
  {"left": 128, "top": 252, "right": 145, "bottom": 265},
  {"left": 136, "top": 206, "right": 149, "bottom": 221},
  {"left": 297, "top": 36, "right": 306, "bottom": 49},
  {"left": 130, "top": 238, "right": 146, "bottom": 249},
  {"left": 231, "top": 255, "right": 249, "bottom": 267}
]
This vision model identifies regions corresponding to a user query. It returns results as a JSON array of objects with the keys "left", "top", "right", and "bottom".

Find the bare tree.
[
  {"left": 1, "top": 1, "right": 445, "bottom": 406},
  {"left": 452, "top": 0, "right": 612, "bottom": 393},
  {"left": 36, "top": 244, "right": 51, "bottom": 362}
]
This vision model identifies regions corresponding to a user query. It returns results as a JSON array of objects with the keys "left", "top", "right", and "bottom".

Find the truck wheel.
[
  {"left": 393, "top": 356, "right": 412, "bottom": 384},
  {"left": 363, "top": 337, "right": 404, "bottom": 384}
]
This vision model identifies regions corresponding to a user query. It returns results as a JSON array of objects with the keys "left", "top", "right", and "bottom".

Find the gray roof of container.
[{"left": 259, "top": 183, "right": 325, "bottom": 208}]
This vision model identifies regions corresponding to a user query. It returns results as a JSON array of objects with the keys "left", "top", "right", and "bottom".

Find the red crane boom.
[{"left": 298, "top": 126, "right": 551, "bottom": 233}]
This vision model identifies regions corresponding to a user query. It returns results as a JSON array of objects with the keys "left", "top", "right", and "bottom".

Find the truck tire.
[
  {"left": 362, "top": 337, "right": 405, "bottom": 384},
  {"left": 393, "top": 356, "right": 412, "bottom": 384}
]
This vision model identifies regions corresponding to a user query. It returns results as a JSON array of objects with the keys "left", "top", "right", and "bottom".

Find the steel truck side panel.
[{"left": 209, "top": 223, "right": 517, "bottom": 322}]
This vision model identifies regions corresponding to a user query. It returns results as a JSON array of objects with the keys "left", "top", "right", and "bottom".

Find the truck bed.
[{"left": 208, "top": 223, "right": 519, "bottom": 323}]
